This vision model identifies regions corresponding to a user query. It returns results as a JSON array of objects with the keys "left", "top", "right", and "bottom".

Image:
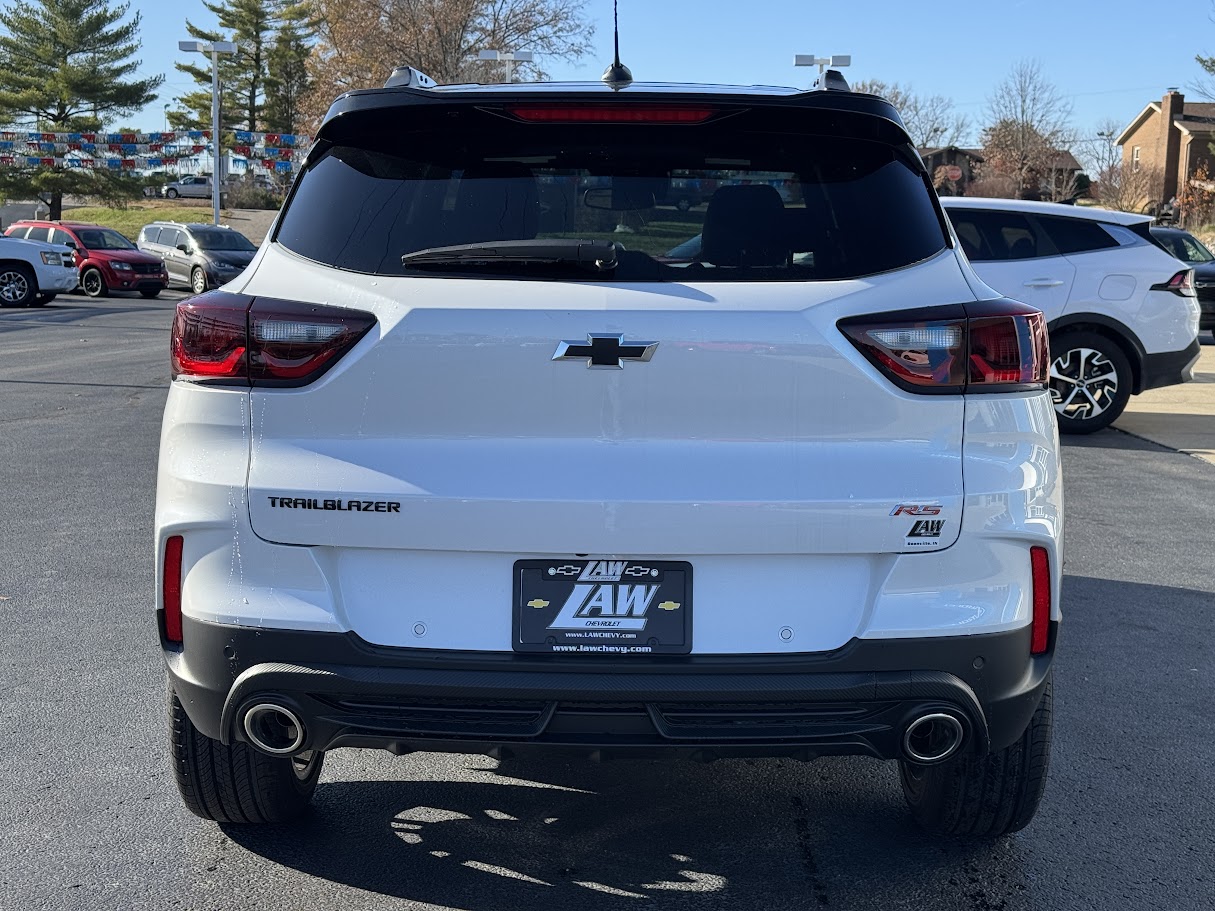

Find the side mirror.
[
  {"left": 63, "top": 240, "right": 77, "bottom": 249},
  {"left": 177, "top": 243, "right": 191, "bottom": 254}
]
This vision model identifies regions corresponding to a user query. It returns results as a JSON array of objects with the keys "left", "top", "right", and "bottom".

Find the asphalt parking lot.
[{"left": 1, "top": 294, "right": 1213, "bottom": 911}]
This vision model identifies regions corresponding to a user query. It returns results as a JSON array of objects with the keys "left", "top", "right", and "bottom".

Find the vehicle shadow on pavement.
[
  {"left": 222, "top": 754, "right": 1030, "bottom": 909},
  {"left": 0, "top": 302, "right": 165, "bottom": 332}
]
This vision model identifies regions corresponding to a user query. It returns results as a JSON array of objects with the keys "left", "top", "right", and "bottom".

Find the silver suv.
[{"left": 137, "top": 222, "right": 257, "bottom": 294}]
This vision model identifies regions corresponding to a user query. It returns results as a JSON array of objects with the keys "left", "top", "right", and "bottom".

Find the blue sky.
[{"left": 132, "top": 0, "right": 1215, "bottom": 153}]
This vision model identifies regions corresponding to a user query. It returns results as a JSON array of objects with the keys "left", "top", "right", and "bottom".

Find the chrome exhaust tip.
[
  {"left": 242, "top": 703, "right": 307, "bottom": 756},
  {"left": 902, "top": 712, "right": 965, "bottom": 764}
]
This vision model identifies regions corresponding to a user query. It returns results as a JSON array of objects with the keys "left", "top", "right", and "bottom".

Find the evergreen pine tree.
[
  {"left": 264, "top": 18, "right": 313, "bottom": 134},
  {"left": 173, "top": 0, "right": 311, "bottom": 134},
  {"left": 0, "top": 0, "right": 162, "bottom": 218}
]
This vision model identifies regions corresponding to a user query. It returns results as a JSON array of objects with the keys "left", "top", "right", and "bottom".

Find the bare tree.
[
  {"left": 1094, "top": 162, "right": 1162, "bottom": 213},
  {"left": 978, "top": 60, "right": 1076, "bottom": 199},
  {"left": 303, "top": 0, "right": 592, "bottom": 128},
  {"left": 852, "top": 79, "right": 968, "bottom": 149}
]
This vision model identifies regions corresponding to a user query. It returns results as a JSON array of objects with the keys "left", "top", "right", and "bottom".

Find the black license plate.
[{"left": 513, "top": 559, "right": 692, "bottom": 654}]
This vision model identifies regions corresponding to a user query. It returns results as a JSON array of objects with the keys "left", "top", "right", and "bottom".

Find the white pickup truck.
[{"left": 0, "top": 232, "right": 80, "bottom": 306}]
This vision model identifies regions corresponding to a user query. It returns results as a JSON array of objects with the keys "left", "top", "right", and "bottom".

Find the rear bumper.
[
  {"left": 165, "top": 615, "right": 1056, "bottom": 762},
  {"left": 1140, "top": 338, "right": 1201, "bottom": 391}
]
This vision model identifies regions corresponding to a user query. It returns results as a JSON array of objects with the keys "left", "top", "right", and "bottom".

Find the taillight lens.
[
  {"left": 839, "top": 300, "right": 1048, "bottom": 393},
  {"left": 162, "top": 535, "right": 184, "bottom": 644},
  {"left": 1029, "top": 545, "right": 1051, "bottom": 655},
  {"left": 171, "top": 291, "right": 376, "bottom": 386},
  {"left": 1156, "top": 269, "right": 1195, "bottom": 296}
]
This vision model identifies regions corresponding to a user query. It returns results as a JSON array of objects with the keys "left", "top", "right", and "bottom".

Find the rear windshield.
[{"left": 276, "top": 107, "right": 947, "bottom": 282}]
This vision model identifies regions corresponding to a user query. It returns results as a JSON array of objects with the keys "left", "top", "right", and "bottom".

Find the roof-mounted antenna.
[{"left": 601, "top": 1, "right": 633, "bottom": 91}]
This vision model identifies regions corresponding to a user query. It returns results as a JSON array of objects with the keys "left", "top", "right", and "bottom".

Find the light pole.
[
  {"left": 478, "top": 49, "right": 534, "bottom": 84},
  {"left": 178, "top": 39, "right": 237, "bottom": 225}
]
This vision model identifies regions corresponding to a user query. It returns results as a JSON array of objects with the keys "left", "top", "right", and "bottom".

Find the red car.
[{"left": 4, "top": 220, "right": 168, "bottom": 298}]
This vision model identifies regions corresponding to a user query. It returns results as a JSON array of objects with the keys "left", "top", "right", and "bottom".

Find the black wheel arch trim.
[{"left": 1047, "top": 313, "right": 1147, "bottom": 393}]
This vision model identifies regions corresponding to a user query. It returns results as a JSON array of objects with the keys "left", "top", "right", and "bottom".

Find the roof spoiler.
[{"left": 385, "top": 66, "right": 437, "bottom": 89}]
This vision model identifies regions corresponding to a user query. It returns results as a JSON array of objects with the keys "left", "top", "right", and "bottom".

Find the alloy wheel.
[
  {"left": 82, "top": 270, "right": 103, "bottom": 296},
  {"left": 0, "top": 269, "right": 30, "bottom": 303},
  {"left": 1049, "top": 347, "right": 1119, "bottom": 422},
  {"left": 191, "top": 269, "right": 207, "bottom": 294}
]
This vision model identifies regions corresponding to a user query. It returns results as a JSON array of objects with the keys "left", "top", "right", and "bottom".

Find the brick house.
[{"left": 1116, "top": 89, "right": 1215, "bottom": 210}]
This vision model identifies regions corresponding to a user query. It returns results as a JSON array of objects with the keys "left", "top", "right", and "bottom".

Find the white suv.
[
  {"left": 157, "top": 74, "right": 1062, "bottom": 836},
  {"left": 0, "top": 231, "right": 80, "bottom": 306},
  {"left": 941, "top": 197, "right": 1201, "bottom": 433}
]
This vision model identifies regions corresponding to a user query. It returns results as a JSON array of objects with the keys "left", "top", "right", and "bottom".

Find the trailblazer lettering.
[
  {"left": 267, "top": 496, "right": 401, "bottom": 513},
  {"left": 547, "top": 583, "right": 660, "bottom": 631}
]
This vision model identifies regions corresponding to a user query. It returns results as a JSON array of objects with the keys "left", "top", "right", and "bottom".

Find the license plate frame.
[{"left": 512, "top": 559, "right": 692, "bottom": 654}]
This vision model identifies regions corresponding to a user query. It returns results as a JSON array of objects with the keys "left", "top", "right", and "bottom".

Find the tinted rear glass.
[
  {"left": 1037, "top": 215, "right": 1120, "bottom": 255},
  {"left": 947, "top": 210, "right": 1041, "bottom": 261},
  {"left": 276, "top": 107, "right": 946, "bottom": 281},
  {"left": 25, "top": 226, "right": 49, "bottom": 242}
]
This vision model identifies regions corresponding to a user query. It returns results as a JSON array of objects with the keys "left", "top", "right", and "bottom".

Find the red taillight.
[
  {"left": 171, "top": 294, "right": 249, "bottom": 379},
  {"left": 170, "top": 291, "right": 376, "bottom": 386},
  {"left": 1029, "top": 546, "right": 1051, "bottom": 655},
  {"left": 839, "top": 301, "right": 1048, "bottom": 393},
  {"left": 507, "top": 104, "right": 717, "bottom": 124},
  {"left": 162, "top": 535, "right": 184, "bottom": 644},
  {"left": 1161, "top": 269, "right": 1195, "bottom": 296}
]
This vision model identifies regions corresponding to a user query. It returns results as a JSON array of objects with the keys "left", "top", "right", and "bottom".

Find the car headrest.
[{"left": 701, "top": 185, "right": 790, "bottom": 267}]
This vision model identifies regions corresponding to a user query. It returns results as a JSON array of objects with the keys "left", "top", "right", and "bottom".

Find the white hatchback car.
[
  {"left": 157, "top": 72, "right": 1062, "bottom": 836},
  {"left": 941, "top": 197, "right": 1201, "bottom": 433}
]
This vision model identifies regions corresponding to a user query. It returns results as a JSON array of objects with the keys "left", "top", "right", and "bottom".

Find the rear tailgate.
[{"left": 245, "top": 247, "right": 970, "bottom": 556}]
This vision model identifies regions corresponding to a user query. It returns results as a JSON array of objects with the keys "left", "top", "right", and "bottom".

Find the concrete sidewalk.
[{"left": 1115, "top": 336, "right": 1215, "bottom": 465}]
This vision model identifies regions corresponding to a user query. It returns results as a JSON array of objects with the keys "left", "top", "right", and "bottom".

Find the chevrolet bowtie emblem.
[
  {"left": 553, "top": 334, "right": 658, "bottom": 369},
  {"left": 657, "top": 601, "right": 681, "bottom": 611},
  {"left": 527, "top": 599, "right": 550, "bottom": 609}
]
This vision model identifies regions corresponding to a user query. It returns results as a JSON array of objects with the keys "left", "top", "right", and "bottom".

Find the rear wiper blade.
[{"left": 401, "top": 239, "right": 618, "bottom": 272}]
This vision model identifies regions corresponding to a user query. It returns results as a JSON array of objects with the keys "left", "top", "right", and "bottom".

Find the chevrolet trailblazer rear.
[{"left": 156, "top": 69, "right": 1062, "bottom": 836}]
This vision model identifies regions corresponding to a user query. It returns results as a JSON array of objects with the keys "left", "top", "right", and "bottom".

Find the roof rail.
[
  {"left": 385, "top": 66, "right": 438, "bottom": 89},
  {"left": 814, "top": 69, "right": 851, "bottom": 92}
]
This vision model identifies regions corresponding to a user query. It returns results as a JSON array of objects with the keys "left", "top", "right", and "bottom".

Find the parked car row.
[{"left": 0, "top": 219, "right": 259, "bottom": 302}]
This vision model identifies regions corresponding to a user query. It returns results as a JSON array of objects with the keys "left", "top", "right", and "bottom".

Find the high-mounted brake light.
[
  {"left": 162, "top": 535, "right": 184, "bottom": 644},
  {"left": 1029, "top": 546, "right": 1051, "bottom": 655},
  {"left": 507, "top": 104, "right": 716, "bottom": 124},
  {"left": 171, "top": 291, "right": 376, "bottom": 386},
  {"left": 839, "top": 301, "right": 1048, "bottom": 393}
]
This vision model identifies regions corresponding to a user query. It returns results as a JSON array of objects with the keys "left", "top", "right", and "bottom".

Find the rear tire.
[
  {"left": 191, "top": 267, "right": 207, "bottom": 295},
  {"left": 1048, "top": 331, "right": 1132, "bottom": 434},
  {"left": 899, "top": 675, "right": 1053, "bottom": 837},
  {"left": 168, "top": 683, "right": 323, "bottom": 823}
]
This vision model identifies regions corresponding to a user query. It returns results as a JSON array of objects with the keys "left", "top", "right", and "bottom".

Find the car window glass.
[
  {"left": 6, "top": 226, "right": 29, "bottom": 239},
  {"left": 142, "top": 226, "right": 162, "bottom": 245},
  {"left": 49, "top": 228, "right": 73, "bottom": 246},
  {"left": 1179, "top": 233, "right": 1214, "bottom": 262},
  {"left": 276, "top": 110, "right": 948, "bottom": 282},
  {"left": 25, "top": 226, "right": 50, "bottom": 242},
  {"left": 946, "top": 210, "right": 1042, "bottom": 261},
  {"left": 162, "top": 229, "right": 182, "bottom": 248},
  {"left": 1037, "top": 215, "right": 1120, "bottom": 255},
  {"left": 75, "top": 228, "right": 136, "bottom": 250},
  {"left": 191, "top": 229, "right": 256, "bottom": 252}
]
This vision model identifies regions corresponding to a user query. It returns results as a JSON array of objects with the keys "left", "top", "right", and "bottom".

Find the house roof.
[
  {"left": 1116, "top": 99, "right": 1215, "bottom": 144},
  {"left": 1045, "top": 150, "right": 1082, "bottom": 171},
  {"left": 1116, "top": 102, "right": 1161, "bottom": 145},
  {"left": 919, "top": 146, "right": 984, "bottom": 160}
]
